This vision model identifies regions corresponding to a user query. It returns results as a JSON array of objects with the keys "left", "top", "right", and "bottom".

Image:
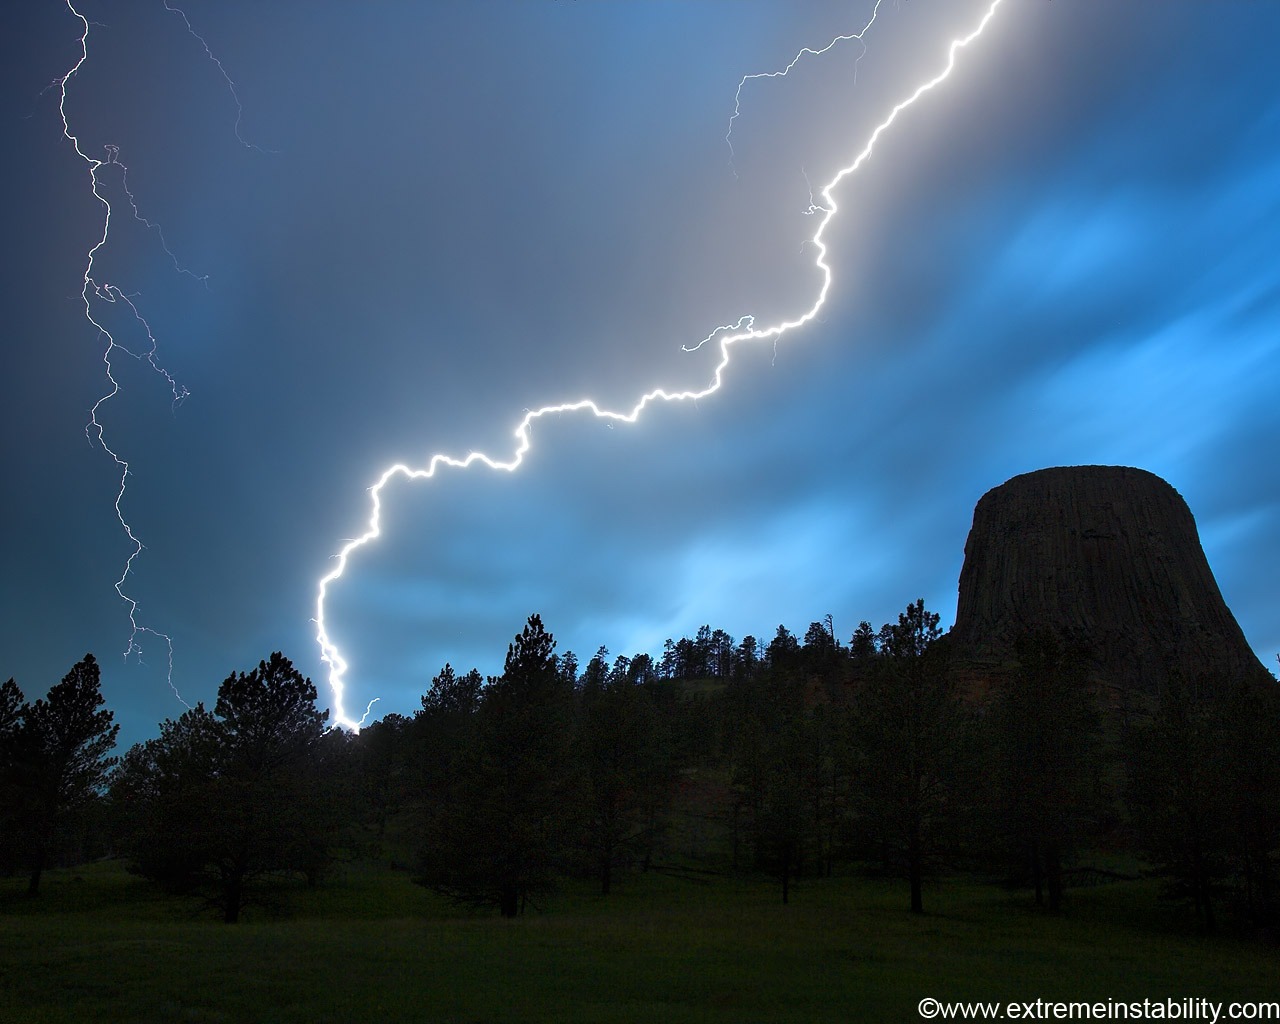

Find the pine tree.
[
  {"left": 112, "top": 653, "right": 329, "bottom": 922},
  {"left": 17, "top": 655, "right": 119, "bottom": 895},
  {"left": 986, "top": 630, "right": 1103, "bottom": 911},
  {"left": 416, "top": 614, "right": 579, "bottom": 916},
  {"left": 848, "top": 601, "right": 972, "bottom": 913}
]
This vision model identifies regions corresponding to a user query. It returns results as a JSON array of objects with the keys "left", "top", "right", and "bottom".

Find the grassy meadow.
[{"left": 1, "top": 861, "right": 1276, "bottom": 1023}]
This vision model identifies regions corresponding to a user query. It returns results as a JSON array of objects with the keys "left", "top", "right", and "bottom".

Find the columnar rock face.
[{"left": 950, "top": 466, "right": 1268, "bottom": 694}]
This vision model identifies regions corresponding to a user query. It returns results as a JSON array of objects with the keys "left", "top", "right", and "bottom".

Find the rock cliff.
[{"left": 949, "top": 466, "right": 1269, "bottom": 694}]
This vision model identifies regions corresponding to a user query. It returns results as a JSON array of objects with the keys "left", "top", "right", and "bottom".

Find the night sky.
[{"left": 3, "top": 1, "right": 1277, "bottom": 743}]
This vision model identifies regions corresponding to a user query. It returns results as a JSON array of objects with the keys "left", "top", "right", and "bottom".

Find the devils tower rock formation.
[{"left": 950, "top": 466, "right": 1269, "bottom": 695}]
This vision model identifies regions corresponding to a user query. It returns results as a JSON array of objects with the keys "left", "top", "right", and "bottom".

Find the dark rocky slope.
[{"left": 949, "top": 465, "right": 1269, "bottom": 695}]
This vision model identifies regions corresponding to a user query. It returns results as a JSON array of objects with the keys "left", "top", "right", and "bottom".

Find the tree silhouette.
[
  {"left": 576, "top": 656, "right": 673, "bottom": 894},
  {"left": 112, "top": 653, "right": 329, "bottom": 922},
  {"left": 416, "top": 614, "right": 579, "bottom": 916},
  {"left": 1126, "top": 670, "right": 1280, "bottom": 931},
  {"left": 1125, "top": 672, "right": 1229, "bottom": 931},
  {"left": 410, "top": 664, "right": 484, "bottom": 867},
  {"left": 12, "top": 655, "right": 118, "bottom": 895},
  {"left": 849, "top": 621, "right": 877, "bottom": 660},
  {"left": 733, "top": 636, "right": 761, "bottom": 680},
  {"left": 0, "top": 679, "right": 21, "bottom": 738},
  {"left": 986, "top": 630, "right": 1103, "bottom": 911},
  {"left": 754, "top": 675, "right": 813, "bottom": 903},
  {"left": 766, "top": 625, "right": 800, "bottom": 676},
  {"left": 849, "top": 600, "right": 971, "bottom": 913},
  {"left": 112, "top": 704, "right": 224, "bottom": 896},
  {"left": 0, "top": 678, "right": 28, "bottom": 875},
  {"left": 1215, "top": 675, "right": 1280, "bottom": 924},
  {"left": 348, "top": 713, "right": 407, "bottom": 849}
]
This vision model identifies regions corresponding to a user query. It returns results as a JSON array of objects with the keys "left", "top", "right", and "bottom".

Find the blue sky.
[{"left": 2, "top": 1, "right": 1277, "bottom": 742}]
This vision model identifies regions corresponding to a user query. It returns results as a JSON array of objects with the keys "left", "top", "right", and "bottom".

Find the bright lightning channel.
[{"left": 316, "top": 0, "right": 1006, "bottom": 732}]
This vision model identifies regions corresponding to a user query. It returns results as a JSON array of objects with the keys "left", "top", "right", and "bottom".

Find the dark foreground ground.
[{"left": 1, "top": 861, "right": 1275, "bottom": 1023}]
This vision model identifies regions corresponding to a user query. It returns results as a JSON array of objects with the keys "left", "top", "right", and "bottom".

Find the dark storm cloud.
[{"left": 2, "top": 2, "right": 1277, "bottom": 739}]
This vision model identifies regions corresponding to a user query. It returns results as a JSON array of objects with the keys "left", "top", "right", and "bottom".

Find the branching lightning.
[
  {"left": 724, "top": 0, "right": 885, "bottom": 179},
  {"left": 315, "top": 0, "right": 1007, "bottom": 731},
  {"left": 59, "top": 1, "right": 250, "bottom": 705}
]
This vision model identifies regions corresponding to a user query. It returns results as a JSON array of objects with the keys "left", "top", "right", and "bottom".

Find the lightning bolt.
[
  {"left": 724, "top": 0, "right": 886, "bottom": 179},
  {"left": 315, "top": 0, "right": 1007, "bottom": 731},
  {"left": 161, "top": 0, "right": 271, "bottom": 153},
  {"left": 58, "top": 1, "right": 252, "bottom": 705}
]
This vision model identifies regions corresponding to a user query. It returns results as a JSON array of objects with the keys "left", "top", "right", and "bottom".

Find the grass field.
[{"left": 1, "top": 861, "right": 1276, "bottom": 1023}]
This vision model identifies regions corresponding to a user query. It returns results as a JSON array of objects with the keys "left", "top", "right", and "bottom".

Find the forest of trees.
[{"left": 3, "top": 607, "right": 1279, "bottom": 932}]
